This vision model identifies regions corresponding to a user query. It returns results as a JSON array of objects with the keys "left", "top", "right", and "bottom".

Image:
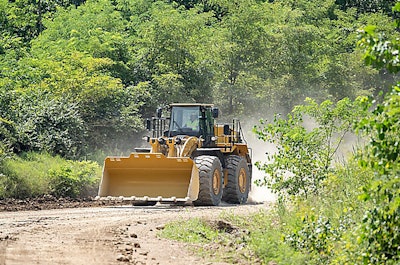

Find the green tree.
[
  {"left": 254, "top": 98, "right": 365, "bottom": 200},
  {"left": 30, "top": 0, "right": 131, "bottom": 83},
  {"left": 210, "top": 0, "right": 271, "bottom": 116},
  {"left": 133, "top": 1, "right": 215, "bottom": 105},
  {"left": 354, "top": 4, "right": 400, "bottom": 263},
  {"left": 336, "top": 0, "right": 396, "bottom": 14},
  {"left": 1, "top": 0, "right": 398, "bottom": 160},
  {"left": 210, "top": 0, "right": 357, "bottom": 116},
  {"left": 18, "top": 53, "right": 145, "bottom": 152},
  {"left": 11, "top": 90, "right": 86, "bottom": 158},
  {"left": 0, "top": 0, "right": 86, "bottom": 45},
  {"left": 12, "top": 0, "right": 147, "bottom": 153}
]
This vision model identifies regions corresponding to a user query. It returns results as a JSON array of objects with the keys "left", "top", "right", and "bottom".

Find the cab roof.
[{"left": 169, "top": 103, "right": 214, "bottom": 107}]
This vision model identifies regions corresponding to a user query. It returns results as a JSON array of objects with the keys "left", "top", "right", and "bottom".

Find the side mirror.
[
  {"left": 156, "top": 107, "right": 162, "bottom": 118},
  {"left": 212, "top": 107, "right": 219, "bottom": 118},
  {"left": 223, "top": 124, "right": 230, "bottom": 135},
  {"left": 146, "top": 119, "right": 151, "bottom": 130}
]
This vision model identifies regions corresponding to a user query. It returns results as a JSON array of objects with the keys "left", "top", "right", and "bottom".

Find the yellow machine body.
[{"left": 97, "top": 103, "right": 252, "bottom": 205}]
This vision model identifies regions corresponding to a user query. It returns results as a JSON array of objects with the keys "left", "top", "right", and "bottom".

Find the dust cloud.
[
  {"left": 242, "top": 115, "right": 361, "bottom": 204},
  {"left": 242, "top": 122, "right": 277, "bottom": 203}
]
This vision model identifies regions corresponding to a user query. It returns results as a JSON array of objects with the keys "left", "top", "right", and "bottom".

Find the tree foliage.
[
  {"left": 254, "top": 98, "right": 366, "bottom": 200},
  {"left": 335, "top": 0, "right": 397, "bottom": 15},
  {"left": 133, "top": 1, "right": 215, "bottom": 104},
  {"left": 354, "top": 5, "right": 400, "bottom": 262},
  {"left": 255, "top": 3, "right": 400, "bottom": 263},
  {"left": 0, "top": 0, "right": 398, "bottom": 158},
  {"left": 357, "top": 87, "right": 400, "bottom": 264},
  {"left": 12, "top": 90, "right": 85, "bottom": 158}
]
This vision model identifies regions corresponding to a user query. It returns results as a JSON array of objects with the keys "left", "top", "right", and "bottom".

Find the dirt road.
[{"left": 0, "top": 203, "right": 267, "bottom": 265}]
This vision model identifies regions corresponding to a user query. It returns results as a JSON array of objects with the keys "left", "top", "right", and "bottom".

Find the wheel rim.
[
  {"left": 238, "top": 168, "right": 247, "bottom": 193},
  {"left": 212, "top": 169, "right": 221, "bottom": 195}
]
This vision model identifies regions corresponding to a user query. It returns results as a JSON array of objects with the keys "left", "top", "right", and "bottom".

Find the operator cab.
[
  {"left": 168, "top": 106, "right": 201, "bottom": 137},
  {"left": 165, "top": 104, "right": 218, "bottom": 142}
]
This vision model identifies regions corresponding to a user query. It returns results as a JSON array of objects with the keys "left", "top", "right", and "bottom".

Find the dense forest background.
[{"left": 0, "top": 0, "right": 398, "bottom": 158}]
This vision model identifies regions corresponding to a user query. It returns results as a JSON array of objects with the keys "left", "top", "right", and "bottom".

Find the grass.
[
  {"left": 159, "top": 209, "right": 309, "bottom": 264},
  {"left": 161, "top": 218, "right": 221, "bottom": 244},
  {"left": 159, "top": 159, "right": 374, "bottom": 264},
  {"left": 0, "top": 152, "right": 101, "bottom": 199}
]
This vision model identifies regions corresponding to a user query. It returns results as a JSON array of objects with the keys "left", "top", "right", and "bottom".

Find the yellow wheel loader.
[{"left": 97, "top": 103, "right": 252, "bottom": 206}]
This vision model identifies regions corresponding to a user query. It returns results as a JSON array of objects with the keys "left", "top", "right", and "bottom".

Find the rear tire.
[
  {"left": 193, "top": 156, "right": 223, "bottom": 206},
  {"left": 222, "top": 155, "right": 251, "bottom": 204}
]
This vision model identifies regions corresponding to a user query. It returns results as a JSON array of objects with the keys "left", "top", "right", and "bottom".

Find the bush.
[
  {"left": 48, "top": 161, "right": 100, "bottom": 198},
  {"left": 0, "top": 152, "right": 101, "bottom": 199},
  {"left": 284, "top": 214, "right": 352, "bottom": 264},
  {"left": 0, "top": 173, "right": 31, "bottom": 199},
  {"left": 251, "top": 96, "right": 374, "bottom": 264},
  {"left": 12, "top": 90, "right": 86, "bottom": 158},
  {"left": 356, "top": 14, "right": 400, "bottom": 263},
  {"left": 0, "top": 152, "right": 59, "bottom": 198},
  {"left": 355, "top": 87, "right": 400, "bottom": 264},
  {"left": 253, "top": 97, "right": 366, "bottom": 201}
]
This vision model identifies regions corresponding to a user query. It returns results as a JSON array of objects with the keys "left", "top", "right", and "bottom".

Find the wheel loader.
[{"left": 97, "top": 103, "right": 252, "bottom": 206}]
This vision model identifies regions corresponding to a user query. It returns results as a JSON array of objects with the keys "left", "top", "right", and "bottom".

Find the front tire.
[
  {"left": 222, "top": 155, "right": 251, "bottom": 204},
  {"left": 193, "top": 156, "right": 223, "bottom": 206},
  {"left": 132, "top": 201, "right": 157, "bottom": 206}
]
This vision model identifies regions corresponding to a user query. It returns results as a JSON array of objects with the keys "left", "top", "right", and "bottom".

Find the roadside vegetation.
[
  {"left": 0, "top": 152, "right": 101, "bottom": 199},
  {"left": 161, "top": 4, "right": 400, "bottom": 263}
]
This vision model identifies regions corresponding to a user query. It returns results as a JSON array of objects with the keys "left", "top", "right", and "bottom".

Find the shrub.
[
  {"left": 355, "top": 87, "right": 400, "bottom": 264},
  {"left": 0, "top": 152, "right": 59, "bottom": 198},
  {"left": 48, "top": 161, "right": 100, "bottom": 198},
  {"left": 0, "top": 152, "right": 101, "bottom": 199},
  {"left": 253, "top": 97, "right": 366, "bottom": 200},
  {"left": 284, "top": 214, "right": 354, "bottom": 264},
  {"left": 356, "top": 11, "right": 400, "bottom": 263},
  {"left": 0, "top": 173, "right": 31, "bottom": 199},
  {"left": 12, "top": 90, "right": 86, "bottom": 158}
]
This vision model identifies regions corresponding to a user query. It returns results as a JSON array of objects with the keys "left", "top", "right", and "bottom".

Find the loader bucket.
[{"left": 98, "top": 153, "right": 199, "bottom": 202}]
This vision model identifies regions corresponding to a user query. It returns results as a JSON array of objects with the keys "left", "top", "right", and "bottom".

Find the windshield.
[{"left": 169, "top": 106, "right": 200, "bottom": 136}]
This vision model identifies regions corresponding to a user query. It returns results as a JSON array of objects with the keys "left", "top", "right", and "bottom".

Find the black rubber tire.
[
  {"left": 193, "top": 156, "right": 223, "bottom": 206},
  {"left": 222, "top": 155, "right": 251, "bottom": 204}
]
